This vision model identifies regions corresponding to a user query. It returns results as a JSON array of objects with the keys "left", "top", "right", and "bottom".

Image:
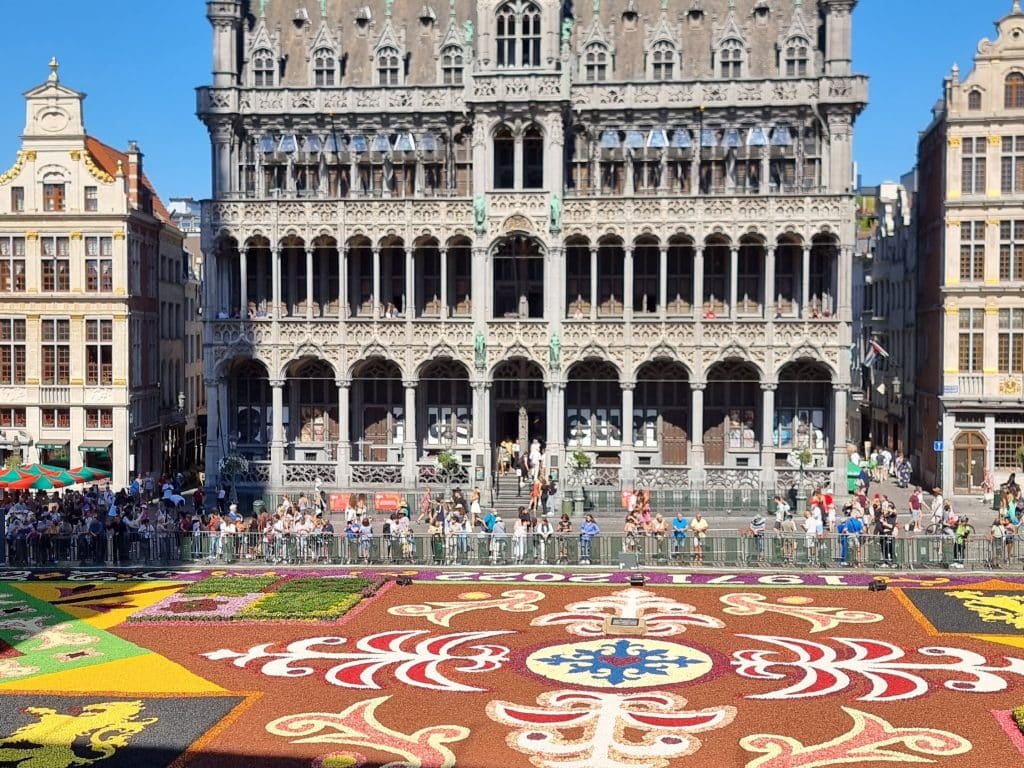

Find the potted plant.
[{"left": 568, "top": 449, "right": 592, "bottom": 508}]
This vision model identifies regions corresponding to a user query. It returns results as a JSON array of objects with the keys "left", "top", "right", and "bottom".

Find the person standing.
[
  {"left": 908, "top": 486, "right": 922, "bottom": 532},
  {"left": 688, "top": 513, "right": 708, "bottom": 565},
  {"left": 671, "top": 511, "right": 689, "bottom": 560},
  {"left": 579, "top": 514, "right": 600, "bottom": 564}
]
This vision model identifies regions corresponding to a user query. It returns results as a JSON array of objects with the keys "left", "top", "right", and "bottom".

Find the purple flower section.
[{"left": 131, "top": 592, "right": 264, "bottom": 621}]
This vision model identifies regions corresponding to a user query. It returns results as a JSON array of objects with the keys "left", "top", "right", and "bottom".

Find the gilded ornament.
[
  {"left": 83, "top": 152, "right": 115, "bottom": 184},
  {"left": 0, "top": 151, "right": 29, "bottom": 186}
]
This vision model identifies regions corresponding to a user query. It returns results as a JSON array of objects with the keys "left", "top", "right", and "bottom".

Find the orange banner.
[{"left": 374, "top": 492, "right": 403, "bottom": 512}]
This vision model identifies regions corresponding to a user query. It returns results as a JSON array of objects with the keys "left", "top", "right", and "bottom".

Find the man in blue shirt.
[
  {"left": 579, "top": 514, "right": 600, "bottom": 564},
  {"left": 845, "top": 512, "right": 864, "bottom": 567},
  {"left": 671, "top": 512, "right": 689, "bottom": 559}
]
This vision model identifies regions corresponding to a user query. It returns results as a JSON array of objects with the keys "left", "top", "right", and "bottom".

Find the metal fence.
[{"left": 2, "top": 530, "right": 1022, "bottom": 571}]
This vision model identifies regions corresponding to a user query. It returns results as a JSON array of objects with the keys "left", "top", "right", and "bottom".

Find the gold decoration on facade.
[
  {"left": 25, "top": 232, "right": 39, "bottom": 241},
  {"left": 82, "top": 152, "right": 115, "bottom": 184},
  {"left": 0, "top": 151, "right": 30, "bottom": 186},
  {"left": 999, "top": 378, "right": 1022, "bottom": 395},
  {"left": 70, "top": 232, "right": 83, "bottom": 240},
  {"left": 70, "top": 150, "right": 81, "bottom": 161},
  {"left": 113, "top": 231, "right": 126, "bottom": 240},
  {"left": 0, "top": 700, "right": 157, "bottom": 767},
  {"left": 503, "top": 214, "right": 534, "bottom": 233},
  {"left": 946, "top": 590, "right": 1024, "bottom": 630},
  {"left": 947, "top": 136, "right": 962, "bottom": 148},
  {"left": 988, "top": 135, "right": 1003, "bottom": 146}
]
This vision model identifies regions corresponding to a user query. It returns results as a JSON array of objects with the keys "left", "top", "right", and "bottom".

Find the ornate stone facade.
[{"left": 198, "top": 0, "right": 865, "bottom": 494}]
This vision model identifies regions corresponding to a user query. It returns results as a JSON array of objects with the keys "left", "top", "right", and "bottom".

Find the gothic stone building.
[{"left": 198, "top": 0, "right": 866, "bottom": 498}]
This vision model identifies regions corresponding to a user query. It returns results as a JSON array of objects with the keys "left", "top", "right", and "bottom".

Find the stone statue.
[
  {"left": 474, "top": 331, "right": 487, "bottom": 369},
  {"left": 549, "top": 332, "right": 561, "bottom": 371},
  {"left": 549, "top": 193, "right": 562, "bottom": 232},
  {"left": 593, "top": 0, "right": 601, "bottom": 13},
  {"left": 385, "top": 0, "right": 394, "bottom": 17},
  {"left": 463, "top": 19, "right": 474, "bottom": 44},
  {"left": 561, "top": 17, "right": 574, "bottom": 43},
  {"left": 473, "top": 194, "right": 487, "bottom": 234}
]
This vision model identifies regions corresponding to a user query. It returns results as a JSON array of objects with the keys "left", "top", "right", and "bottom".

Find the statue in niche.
[
  {"left": 473, "top": 194, "right": 487, "bottom": 233},
  {"left": 561, "top": 17, "right": 574, "bottom": 44},
  {"left": 549, "top": 332, "right": 561, "bottom": 371},
  {"left": 474, "top": 331, "right": 487, "bottom": 369},
  {"left": 549, "top": 193, "right": 562, "bottom": 232},
  {"left": 463, "top": 19, "right": 474, "bottom": 44}
]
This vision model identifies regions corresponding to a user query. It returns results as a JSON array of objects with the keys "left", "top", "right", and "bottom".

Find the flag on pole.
[{"left": 863, "top": 339, "right": 890, "bottom": 367}]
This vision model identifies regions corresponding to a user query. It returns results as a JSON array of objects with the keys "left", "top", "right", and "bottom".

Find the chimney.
[{"left": 126, "top": 140, "right": 142, "bottom": 210}]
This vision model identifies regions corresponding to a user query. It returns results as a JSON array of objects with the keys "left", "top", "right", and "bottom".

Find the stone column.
[
  {"left": 729, "top": 246, "right": 739, "bottom": 318},
  {"left": 372, "top": 247, "right": 381, "bottom": 318},
  {"left": 305, "top": 246, "right": 314, "bottom": 320},
  {"left": 658, "top": 245, "right": 668, "bottom": 319},
  {"left": 337, "top": 379, "right": 350, "bottom": 486},
  {"left": 832, "top": 383, "right": 850, "bottom": 491},
  {"left": 513, "top": 131, "right": 524, "bottom": 190},
  {"left": 801, "top": 245, "right": 811, "bottom": 317},
  {"left": 545, "top": 381, "right": 565, "bottom": 475},
  {"left": 624, "top": 246, "right": 634, "bottom": 322},
  {"left": 439, "top": 246, "right": 448, "bottom": 318},
  {"left": 404, "top": 247, "right": 414, "bottom": 319},
  {"left": 589, "top": 246, "right": 599, "bottom": 321},
  {"left": 764, "top": 246, "right": 776, "bottom": 319},
  {"left": 621, "top": 382, "right": 635, "bottom": 483},
  {"left": 693, "top": 246, "right": 704, "bottom": 312},
  {"left": 270, "top": 379, "right": 285, "bottom": 486},
  {"left": 690, "top": 382, "right": 706, "bottom": 483},
  {"left": 271, "top": 246, "right": 281, "bottom": 320},
  {"left": 339, "top": 246, "right": 349, "bottom": 320},
  {"left": 205, "top": 376, "right": 224, "bottom": 486},
  {"left": 239, "top": 246, "right": 248, "bottom": 318},
  {"left": 403, "top": 379, "right": 418, "bottom": 484},
  {"left": 472, "top": 381, "right": 492, "bottom": 473},
  {"left": 761, "top": 383, "right": 777, "bottom": 450},
  {"left": 472, "top": 246, "right": 488, "bottom": 324}
]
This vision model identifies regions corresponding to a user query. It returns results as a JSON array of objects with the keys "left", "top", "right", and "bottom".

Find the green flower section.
[
  {"left": 0, "top": 584, "right": 148, "bottom": 681},
  {"left": 236, "top": 578, "right": 371, "bottom": 621},
  {"left": 1014, "top": 704, "right": 1024, "bottom": 735},
  {"left": 180, "top": 575, "right": 280, "bottom": 597}
]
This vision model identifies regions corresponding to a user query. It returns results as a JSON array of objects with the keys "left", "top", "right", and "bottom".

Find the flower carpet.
[{"left": 0, "top": 568, "right": 1023, "bottom": 766}]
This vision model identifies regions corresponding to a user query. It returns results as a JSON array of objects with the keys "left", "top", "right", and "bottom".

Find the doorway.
[
  {"left": 953, "top": 431, "right": 986, "bottom": 493},
  {"left": 492, "top": 358, "right": 546, "bottom": 460}
]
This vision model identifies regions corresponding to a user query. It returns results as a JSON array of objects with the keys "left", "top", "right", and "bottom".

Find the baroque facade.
[
  {"left": 0, "top": 62, "right": 183, "bottom": 488},
  {"left": 916, "top": 2, "right": 1024, "bottom": 493},
  {"left": 198, "top": 0, "right": 866, "bottom": 495}
]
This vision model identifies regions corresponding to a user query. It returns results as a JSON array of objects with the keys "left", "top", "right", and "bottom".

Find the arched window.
[
  {"left": 377, "top": 46, "right": 401, "bottom": 86},
  {"left": 719, "top": 38, "right": 744, "bottom": 78},
  {"left": 1006, "top": 72, "right": 1024, "bottom": 108},
  {"left": 523, "top": 124, "right": 544, "bottom": 188},
  {"left": 784, "top": 36, "right": 809, "bottom": 77},
  {"left": 584, "top": 42, "right": 609, "bottom": 82},
  {"left": 496, "top": 1, "right": 541, "bottom": 68},
  {"left": 493, "top": 125, "right": 515, "bottom": 189},
  {"left": 313, "top": 47, "right": 335, "bottom": 86},
  {"left": 441, "top": 45, "right": 464, "bottom": 85},
  {"left": 968, "top": 90, "right": 982, "bottom": 111},
  {"left": 253, "top": 48, "right": 275, "bottom": 87},
  {"left": 651, "top": 40, "right": 675, "bottom": 81}
]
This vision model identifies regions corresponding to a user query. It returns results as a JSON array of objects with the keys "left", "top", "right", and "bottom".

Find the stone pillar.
[
  {"left": 339, "top": 246, "right": 349, "bottom": 320},
  {"left": 270, "top": 379, "right": 285, "bottom": 486},
  {"left": 801, "top": 245, "right": 811, "bottom": 317},
  {"left": 239, "top": 246, "right": 248, "bottom": 318},
  {"left": 305, "top": 247, "right": 314, "bottom": 320},
  {"left": 271, "top": 246, "right": 281, "bottom": 319},
  {"left": 205, "top": 376, "right": 224, "bottom": 486},
  {"left": 690, "top": 382, "right": 706, "bottom": 483},
  {"left": 472, "top": 246, "right": 488, "bottom": 324},
  {"left": 210, "top": 123, "right": 234, "bottom": 199},
  {"left": 589, "top": 246, "right": 599, "bottom": 321},
  {"left": 337, "top": 379, "right": 350, "bottom": 486},
  {"left": 761, "top": 383, "right": 777, "bottom": 450},
  {"left": 729, "top": 246, "right": 739, "bottom": 318},
  {"left": 658, "top": 245, "right": 668, "bottom": 319},
  {"left": 513, "top": 131, "right": 524, "bottom": 189},
  {"left": 764, "top": 246, "right": 776, "bottom": 319},
  {"left": 621, "top": 382, "right": 635, "bottom": 483},
  {"left": 624, "top": 246, "right": 634, "bottom": 322},
  {"left": 832, "top": 384, "right": 849, "bottom": 491},
  {"left": 372, "top": 247, "right": 381, "bottom": 318},
  {"left": 822, "top": 0, "right": 854, "bottom": 76},
  {"left": 472, "top": 381, "right": 492, "bottom": 472},
  {"left": 404, "top": 247, "right": 414, "bottom": 319},
  {"left": 693, "top": 246, "right": 704, "bottom": 312},
  {"left": 439, "top": 246, "right": 448, "bottom": 318},
  {"left": 403, "top": 379, "right": 418, "bottom": 484}
]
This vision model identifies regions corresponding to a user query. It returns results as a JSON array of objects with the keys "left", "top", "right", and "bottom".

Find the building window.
[
  {"left": 961, "top": 137, "right": 986, "bottom": 195},
  {"left": 959, "top": 221, "right": 985, "bottom": 282},
  {"left": 84, "top": 186, "right": 98, "bottom": 212},
  {"left": 41, "top": 236, "right": 70, "bottom": 292},
  {"left": 10, "top": 187, "right": 24, "bottom": 212},
  {"left": 0, "top": 407, "right": 26, "bottom": 427},
  {"left": 999, "top": 220, "right": 1024, "bottom": 281},
  {"left": 43, "top": 183, "right": 65, "bottom": 212},
  {"left": 253, "top": 49, "right": 275, "bottom": 87},
  {"left": 313, "top": 47, "right": 335, "bottom": 86},
  {"left": 86, "top": 319, "right": 113, "bottom": 386},
  {"left": 85, "top": 236, "right": 114, "bottom": 292},
  {"left": 958, "top": 308, "right": 984, "bottom": 372},
  {"left": 784, "top": 36, "right": 809, "bottom": 77},
  {"left": 0, "top": 318, "right": 25, "bottom": 385},
  {"left": 493, "top": 125, "right": 515, "bottom": 189},
  {"left": 441, "top": 45, "right": 464, "bottom": 84},
  {"left": 496, "top": 1, "right": 541, "bottom": 68},
  {"left": 0, "top": 237, "right": 26, "bottom": 293},
  {"left": 995, "top": 429, "right": 1024, "bottom": 469},
  {"left": 1006, "top": 72, "right": 1024, "bottom": 109},
  {"left": 968, "top": 90, "right": 982, "bottom": 111},
  {"left": 584, "top": 42, "right": 609, "bottom": 82},
  {"left": 719, "top": 39, "right": 744, "bottom": 78},
  {"left": 651, "top": 40, "right": 675, "bottom": 81},
  {"left": 522, "top": 124, "right": 544, "bottom": 189},
  {"left": 86, "top": 407, "right": 114, "bottom": 429},
  {"left": 42, "top": 319, "right": 70, "bottom": 385},
  {"left": 377, "top": 46, "right": 401, "bottom": 85},
  {"left": 41, "top": 408, "right": 71, "bottom": 429},
  {"left": 999, "top": 308, "right": 1024, "bottom": 373},
  {"left": 1001, "top": 136, "right": 1024, "bottom": 194}
]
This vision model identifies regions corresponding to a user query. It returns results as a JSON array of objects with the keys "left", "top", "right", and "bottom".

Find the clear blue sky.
[{"left": 0, "top": 1, "right": 1017, "bottom": 198}]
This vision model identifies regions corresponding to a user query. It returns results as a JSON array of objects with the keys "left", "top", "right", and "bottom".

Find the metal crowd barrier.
[{"left": 2, "top": 530, "right": 1023, "bottom": 571}]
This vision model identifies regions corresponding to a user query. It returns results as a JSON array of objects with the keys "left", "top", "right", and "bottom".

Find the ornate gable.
[
  {"left": 580, "top": 13, "right": 614, "bottom": 55},
  {"left": 308, "top": 20, "right": 340, "bottom": 58},
  {"left": 645, "top": 10, "right": 679, "bottom": 48},
  {"left": 373, "top": 13, "right": 405, "bottom": 57},
  {"left": 437, "top": 0, "right": 464, "bottom": 55},
  {"left": 777, "top": 0, "right": 813, "bottom": 50},
  {"left": 712, "top": 2, "right": 747, "bottom": 48},
  {"left": 247, "top": 13, "right": 280, "bottom": 59}
]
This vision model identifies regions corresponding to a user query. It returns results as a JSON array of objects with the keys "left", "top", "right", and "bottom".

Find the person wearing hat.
[
  {"left": 748, "top": 512, "right": 766, "bottom": 562},
  {"left": 929, "top": 487, "right": 944, "bottom": 532}
]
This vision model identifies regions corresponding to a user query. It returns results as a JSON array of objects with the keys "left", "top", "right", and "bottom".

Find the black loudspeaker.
[
  {"left": 629, "top": 573, "right": 646, "bottom": 587},
  {"left": 867, "top": 578, "right": 887, "bottom": 592},
  {"left": 396, "top": 577, "right": 413, "bottom": 586}
]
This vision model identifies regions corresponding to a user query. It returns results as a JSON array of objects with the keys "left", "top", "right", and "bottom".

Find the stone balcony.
[{"left": 945, "top": 373, "right": 1024, "bottom": 400}]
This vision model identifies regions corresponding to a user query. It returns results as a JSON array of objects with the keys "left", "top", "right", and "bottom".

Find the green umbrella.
[
  {"left": 69, "top": 466, "right": 111, "bottom": 483},
  {"left": 0, "top": 466, "right": 33, "bottom": 485},
  {"left": 8, "top": 470, "right": 77, "bottom": 490}
]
